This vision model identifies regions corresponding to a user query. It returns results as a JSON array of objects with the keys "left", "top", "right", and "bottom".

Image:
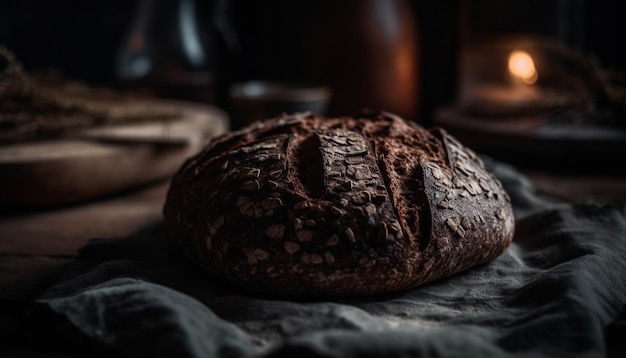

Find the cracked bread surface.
[{"left": 163, "top": 111, "right": 515, "bottom": 296}]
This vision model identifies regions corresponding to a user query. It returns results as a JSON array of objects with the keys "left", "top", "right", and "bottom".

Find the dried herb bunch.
[
  {"left": 0, "top": 46, "right": 181, "bottom": 142},
  {"left": 543, "top": 40, "right": 626, "bottom": 127}
]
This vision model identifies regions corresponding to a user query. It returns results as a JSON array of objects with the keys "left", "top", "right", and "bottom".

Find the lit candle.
[
  {"left": 503, "top": 49, "right": 541, "bottom": 103},
  {"left": 461, "top": 48, "right": 542, "bottom": 109},
  {"left": 508, "top": 50, "right": 538, "bottom": 85}
]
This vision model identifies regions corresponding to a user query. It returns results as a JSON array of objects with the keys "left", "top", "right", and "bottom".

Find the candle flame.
[{"left": 508, "top": 50, "right": 538, "bottom": 84}]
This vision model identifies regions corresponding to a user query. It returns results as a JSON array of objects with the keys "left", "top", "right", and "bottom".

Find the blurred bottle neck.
[{"left": 116, "top": 0, "right": 232, "bottom": 104}]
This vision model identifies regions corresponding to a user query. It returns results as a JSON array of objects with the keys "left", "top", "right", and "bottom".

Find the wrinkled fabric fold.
[{"left": 29, "top": 160, "right": 626, "bottom": 358}]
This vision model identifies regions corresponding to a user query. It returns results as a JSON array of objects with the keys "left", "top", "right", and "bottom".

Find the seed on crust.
[
  {"left": 461, "top": 216, "right": 473, "bottom": 230},
  {"left": 430, "top": 166, "right": 444, "bottom": 180},
  {"left": 345, "top": 228, "right": 356, "bottom": 242},
  {"left": 236, "top": 196, "right": 250, "bottom": 207},
  {"left": 458, "top": 161, "right": 476, "bottom": 174},
  {"left": 267, "top": 180, "right": 280, "bottom": 189},
  {"left": 242, "top": 180, "right": 261, "bottom": 191},
  {"left": 240, "top": 202, "right": 263, "bottom": 218},
  {"left": 495, "top": 208, "right": 506, "bottom": 220},
  {"left": 338, "top": 180, "right": 354, "bottom": 192},
  {"left": 284, "top": 241, "right": 301, "bottom": 255},
  {"left": 239, "top": 201, "right": 256, "bottom": 216},
  {"left": 359, "top": 256, "right": 376, "bottom": 268},
  {"left": 324, "top": 251, "right": 335, "bottom": 265},
  {"left": 308, "top": 203, "right": 323, "bottom": 213},
  {"left": 353, "top": 169, "right": 370, "bottom": 180},
  {"left": 353, "top": 190, "right": 371, "bottom": 204},
  {"left": 296, "top": 230, "right": 314, "bottom": 242},
  {"left": 326, "top": 234, "right": 340, "bottom": 247},
  {"left": 330, "top": 206, "right": 344, "bottom": 216},
  {"left": 270, "top": 153, "right": 285, "bottom": 161},
  {"left": 328, "top": 136, "right": 347, "bottom": 145},
  {"left": 209, "top": 216, "right": 225, "bottom": 235},
  {"left": 310, "top": 254, "right": 324, "bottom": 265},
  {"left": 301, "top": 253, "right": 324, "bottom": 265},
  {"left": 378, "top": 222, "right": 390, "bottom": 241},
  {"left": 265, "top": 224, "right": 285, "bottom": 239},
  {"left": 293, "top": 218, "right": 303, "bottom": 231},
  {"left": 389, "top": 221, "right": 403, "bottom": 239},
  {"left": 294, "top": 201, "right": 309, "bottom": 210},
  {"left": 345, "top": 156, "right": 363, "bottom": 164},
  {"left": 363, "top": 203, "right": 377, "bottom": 217},
  {"left": 261, "top": 197, "right": 283, "bottom": 210},
  {"left": 464, "top": 181, "right": 481, "bottom": 196},
  {"left": 254, "top": 248, "right": 270, "bottom": 261},
  {"left": 214, "top": 216, "right": 225, "bottom": 228},
  {"left": 240, "top": 167, "right": 260, "bottom": 179},
  {"left": 478, "top": 178, "right": 491, "bottom": 192},
  {"left": 446, "top": 217, "right": 465, "bottom": 238}
]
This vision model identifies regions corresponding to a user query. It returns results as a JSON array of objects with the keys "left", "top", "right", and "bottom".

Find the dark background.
[{"left": 1, "top": 0, "right": 624, "bottom": 124}]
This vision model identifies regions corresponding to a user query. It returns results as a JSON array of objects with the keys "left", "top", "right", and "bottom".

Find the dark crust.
[{"left": 163, "top": 111, "right": 515, "bottom": 296}]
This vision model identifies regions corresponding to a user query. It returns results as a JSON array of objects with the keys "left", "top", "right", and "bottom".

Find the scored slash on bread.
[{"left": 163, "top": 111, "right": 515, "bottom": 296}]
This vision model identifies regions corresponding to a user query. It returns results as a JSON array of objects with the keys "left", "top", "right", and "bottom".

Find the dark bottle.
[
  {"left": 116, "top": 0, "right": 231, "bottom": 104},
  {"left": 310, "top": 0, "right": 420, "bottom": 120}
]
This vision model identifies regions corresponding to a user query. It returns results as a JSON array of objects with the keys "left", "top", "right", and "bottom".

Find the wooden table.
[
  {"left": 1, "top": 173, "right": 625, "bottom": 357},
  {"left": 0, "top": 180, "right": 169, "bottom": 356}
]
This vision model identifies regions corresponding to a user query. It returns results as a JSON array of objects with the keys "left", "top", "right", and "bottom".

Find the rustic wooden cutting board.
[
  {"left": 434, "top": 105, "right": 626, "bottom": 173},
  {"left": 0, "top": 101, "right": 228, "bottom": 206}
]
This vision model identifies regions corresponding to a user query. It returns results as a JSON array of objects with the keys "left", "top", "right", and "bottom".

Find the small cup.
[{"left": 229, "top": 81, "right": 332, "bottom": 128}]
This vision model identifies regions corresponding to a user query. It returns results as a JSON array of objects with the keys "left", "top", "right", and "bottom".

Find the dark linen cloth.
[{"left": 29, "top": 160, "right": 626, "bottom": 358}]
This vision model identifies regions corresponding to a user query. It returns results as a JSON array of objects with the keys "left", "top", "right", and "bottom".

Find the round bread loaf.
[{"left": 163, "top": 111, "right": 515, "bottom": 296}]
